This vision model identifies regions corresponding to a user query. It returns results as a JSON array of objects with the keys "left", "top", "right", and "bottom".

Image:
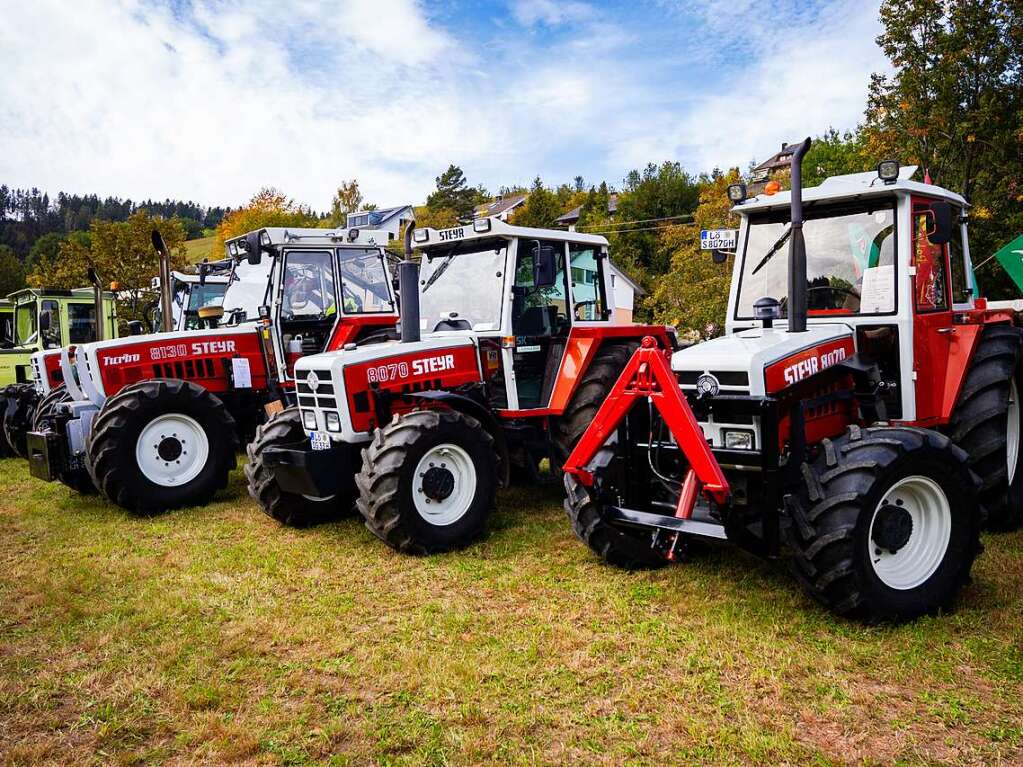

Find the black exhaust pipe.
[
  {"left": 87, "top": 265, "right": 104, "bottom": 342},
  {"left": 399, "top": 219, "right": 421, "bottom": 343},
  {"left": 151, "top": 230, "right": 174, "bottom": 333},
  {"left": 787, "top": 137, "right": 811, "bottom": 333}
]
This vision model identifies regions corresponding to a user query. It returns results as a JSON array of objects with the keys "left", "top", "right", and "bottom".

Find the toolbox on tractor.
[{"left": 563, "top": 138, "right": 1023, "bottom": 622}]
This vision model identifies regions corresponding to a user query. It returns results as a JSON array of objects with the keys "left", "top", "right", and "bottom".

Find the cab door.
[
  {"left": 910, "top": 197, "right": 953, "bottom": 425},
  {"left": 510, "top": 240, "right": 571, "bottom": 409}
]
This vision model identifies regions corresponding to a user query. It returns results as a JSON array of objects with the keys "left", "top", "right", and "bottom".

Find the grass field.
[
  {"left": 1, "top": 459, "right": 1022, "bottom": 766},
  {"left": 183, "top": 236, "right": 215, "bottom": 264}
]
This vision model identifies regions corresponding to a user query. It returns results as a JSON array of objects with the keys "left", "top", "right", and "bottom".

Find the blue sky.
[{"left": 0, "top": 0, "right": 887, "bottom": 210}]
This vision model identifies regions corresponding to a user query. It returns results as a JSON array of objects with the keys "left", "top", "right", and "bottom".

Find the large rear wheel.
[
  {"left": 245, "top": 407, "right": 353, "bottom": 526},
  {"left": 86, "top": 379, "right": 237, "bottom": 513},
  {"left": 786, "top": 426, "right": 983, "bottom": 622},
  {"left": 355, "top": 409, "right": 497, "bottom": 554},
  {"left": 32, "top": 384, "right": 70, "bottom": 431}
]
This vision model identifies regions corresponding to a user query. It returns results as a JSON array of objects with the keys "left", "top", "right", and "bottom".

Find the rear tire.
[
  {"left": 944, "top": 324, "right": 1023, "bottom": 531},
  {"left": 86, "top": 379, "right": 237, "bottom": 513},
  {"left": 786, "top": 426, "right": 983, "bottom": 622},
  {"left": 0, "top": 386, "right": 14, "bottom": 457},
  {"left": 244, "top": 407, "right": 353, "bottom": 526},
  {"left": 553, "top": 342, "right": 637, "bottom": 467},
  {"left": 355, "top": 409, "right": 497, "bottom": 554}
]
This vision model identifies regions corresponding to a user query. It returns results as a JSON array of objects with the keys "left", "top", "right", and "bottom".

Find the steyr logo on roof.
[{"left": 438, "top": 227, "right": 465, "bottom": 241}]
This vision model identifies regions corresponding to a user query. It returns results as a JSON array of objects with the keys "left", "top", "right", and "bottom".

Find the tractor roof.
[
  {"left": 414, "top": 217, "right": 609, "bottom": 250},
  {"left": 225, "top": 227, "right": 391, "bottom": 253},
  {"left": 734, "top": 166, "right": 968, "bottom": 214},
  {"left": 6, "top": 287, "right": 115, "bottom": 302}
]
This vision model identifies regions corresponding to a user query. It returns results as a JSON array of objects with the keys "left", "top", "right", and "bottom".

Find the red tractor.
[
  {"left": 247, "top": 218, "right": 671, "bottom": 548},
  {"left": 26, "top": 227, "right": 398, "bottom": 511},
  {"left": 562, "top": 138, "right": 1023, "bottom": 622}
]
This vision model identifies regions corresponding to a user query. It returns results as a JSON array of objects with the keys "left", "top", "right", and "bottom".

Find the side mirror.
[
  {"left": 928, "top": 201, "right": 953, "bottom": 245},
  {"left": 39, "top": 310, "right": 51, "bottom": 332},
  {"left": 531, "top": 241, "right": 557, "bottom": 288},
  {"left": 711, "top": 249, "right": 730, "bottom": 264},
  {"left": 198, "top": 260, "right": 209, "bottom": 286},
  {"left": 128, "top": 320, "right": 145, "bottom": 335},
  {"left": 243, "top": 231, "right": 262, "bottom": 265}
]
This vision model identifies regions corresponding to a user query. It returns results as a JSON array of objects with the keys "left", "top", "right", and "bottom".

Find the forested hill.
[{"left": 0, "top": 185, "right": 229, "bottom": 258}]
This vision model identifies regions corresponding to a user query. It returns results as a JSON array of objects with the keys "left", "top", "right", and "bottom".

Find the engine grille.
[{"left": 296, "top": 369, "right": 337, "bottom": 411}]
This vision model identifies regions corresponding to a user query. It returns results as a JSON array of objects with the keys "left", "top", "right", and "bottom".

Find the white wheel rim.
[
  {"left": 1008, "top": 379, "right": 1020, "bottom": 484},
  {"left": 412, "top": 443, "right": 477, "bottom": 526},
  {"left": 867, "top": 475, "right": 951, "bottom": 590},
  {"left": 135, "top": 413, "right": 210, "bottom": 487}
]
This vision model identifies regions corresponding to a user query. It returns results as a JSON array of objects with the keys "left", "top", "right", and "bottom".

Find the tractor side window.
[
  {"left": 40, "top": 300, "right": 62, "bottom": 349},
  {"left": 282, "top": 251, "right": 337, "bottom": 319},
  {"left": 569, "top": 244, "right": 608, "bottom": 321},
  {"left": 338, "top": 249, "right": 394, "bottom": 314},
  {"left": 15, "top": 302, "right": 38, "bottom": 346},
  {"left": 68, "top": 303, "right": 98, "bottom": 343},
  {"left": 912, "top": 208, "right": 949, "bottom": 312},
  {"left": 947, "top": 217, "right": 972, "bottom": 305},
  {"left": 512, "top": 240, "right": 569, "bottom": 337}
]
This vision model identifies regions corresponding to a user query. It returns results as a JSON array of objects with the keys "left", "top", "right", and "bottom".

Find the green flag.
[{"left": 993, "top": 234, "right": 1023, "bottom": 293}]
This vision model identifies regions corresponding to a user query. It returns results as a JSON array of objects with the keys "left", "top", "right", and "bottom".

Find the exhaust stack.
[
  {"left": 399, "top": 219, "right": 421, "bottom": 344},
  {"left": 87, "top": 265, "right": 104, "bottom": 342},
  {"left": 151, "top": 230, "right": 174, "bottom": 333},
  {"left": 787, "top": 137, "right": 812, "bottom": 333}
]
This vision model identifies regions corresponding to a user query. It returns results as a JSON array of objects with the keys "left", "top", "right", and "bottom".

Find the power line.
[{"left": 575, "top": 214, "right": 695, "bottom": 231}]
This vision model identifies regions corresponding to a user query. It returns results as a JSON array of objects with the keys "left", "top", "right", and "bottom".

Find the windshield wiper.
[
  {"left": 751, "top": 225, "right": 792, "bottom": 276},
  {"left": 422, "top": 256, "right": 454, "bottom": 293}
]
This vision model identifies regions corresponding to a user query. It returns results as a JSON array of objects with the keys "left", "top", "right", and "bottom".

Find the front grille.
[
  {"left": 152, "top": 358, "right": 217, "bottom": 380},
  {"left": 678, "top": 368, "right": 750, "bottom": 394},
  {"left": 297, "top": 369, "right": 337, "bottom": 411}
]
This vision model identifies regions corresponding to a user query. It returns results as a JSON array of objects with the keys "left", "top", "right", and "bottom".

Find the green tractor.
[{"left": 0, "top": 287, "right": 118, "bottom": 456}]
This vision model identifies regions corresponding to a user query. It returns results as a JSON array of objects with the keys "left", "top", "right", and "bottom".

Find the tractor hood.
[
  {"left": 293, "top": 335, "right": 484, "bottom": 443},
  {"left": 672, "top": 324, "right": 855, "bottom": 397}
]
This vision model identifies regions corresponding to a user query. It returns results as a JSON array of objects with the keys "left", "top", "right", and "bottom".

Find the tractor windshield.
[
  {"left": 339, "top": 249, "right": 393, "bottom": 314},
  {"left": 15, "top": 301, "right": 38, "bottom": 346},
  {"left": 181, "top": 282, "right": 228, "bottom": 330},
  {"left": 419, "top": 241, "right": 507, "bottom": 332},
  {"left": 736, "top": 200, "right": 897, "bottom": 319}
]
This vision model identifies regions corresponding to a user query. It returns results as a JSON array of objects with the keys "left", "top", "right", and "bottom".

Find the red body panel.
[
  {"left": 763, "top": 337, "right": 854, "bottom": 394},
  {"left": 42, "top": 350, "right": 64, "bottom": 388},
  {"left": 326, "top": 314, "right": 398, "bottom": 351},
  {"left": 341, "top": 344, "right": 483, "bottom": 433},
  {"left": 95, "top": 329, "right": 269, "bottom": 395}
]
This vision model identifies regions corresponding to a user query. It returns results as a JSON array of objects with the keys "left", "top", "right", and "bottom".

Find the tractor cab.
[
  {"left": 226, "top": 227, "right": 398, "bottom": 384},
  {"left": 409, "top": 218, "right": 618, "bottom": 411},
  {"left": 0, "top": 300, "right": 13, "bottom": 349},
  {"left": 148, "top": 270, "right": 232, "bottom": 332}
]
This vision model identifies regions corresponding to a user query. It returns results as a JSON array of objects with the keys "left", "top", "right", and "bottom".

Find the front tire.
[
  {"left": 86, "top": 379, "right": 237, "bottom": 513},
  {"left": 3, "top": 384, "right": 39, "bottom": 458},
  {"left": 787, "top": 426, "right": 983, "bottom": 622},
  {"left": 355, "top": 409, "right": 497, "bottom": 554},
  {"left": 945, "top": 324, "right": 1023, "bottom": 530},
  {"left": 244, "top": 407, "right": 353, "bottom": 526},
  {"left": 32, "top": 384, "right": 69, "bottom": 431}
]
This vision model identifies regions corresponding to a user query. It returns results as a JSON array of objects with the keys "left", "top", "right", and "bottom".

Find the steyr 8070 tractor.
[
  {"left": 1, "top": 284, "right": 119, "bottom": 457},
  {"left": 562, "top": 138, "right": 1023, "bottom": 622},
  {"left": 26, "top": 227, "right": 397, "bottom": 511},
  {"left": 247, "top": 218, "right": 672, "bottom": 550}
]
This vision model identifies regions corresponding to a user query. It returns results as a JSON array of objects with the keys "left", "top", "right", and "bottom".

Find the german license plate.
[{"left": 309, "top": 431, "right": 331, "bottom": 451}]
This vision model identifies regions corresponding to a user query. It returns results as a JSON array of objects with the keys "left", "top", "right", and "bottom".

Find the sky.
[{"left": 0, "top": 0, "right": 888, "bottom": 212}]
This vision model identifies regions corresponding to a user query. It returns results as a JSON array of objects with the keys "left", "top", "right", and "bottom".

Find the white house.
[
  {"left": 473, "top": 194, "right": 527, "bottom": 222},
  {"left": 346, "top": 205, "right": 415, "bottom": 242}
]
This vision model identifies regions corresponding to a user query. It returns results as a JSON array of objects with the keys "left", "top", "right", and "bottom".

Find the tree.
[
  {"left": 0, "top": 245, "right": 26, "bottom": 297},
  {"left": 802, "top": 128, "right": 870, "bottom": 186},
  {"left": 213, "top": 188, "right": 320, "bottom": 253},
  {"left": 25, "top": 232, "right": 64, "bottom": 275},
  {"left": 426, "top": 165, "right": 478, "bottom": 221},
  {"left": 649, "top": 170, "right": 741, "bottom": 340},
  {"left": 510, "top": 178, "right": 561, "bottom": 229},
  {"left": 29, "top": 212, "right": 187, "bottom": 321},
  {"left": 329, "top": 179, "right": 375, "bottom": 227},
  {"left": 863, "top": 0, "right": 1023, "bottom": 295}
]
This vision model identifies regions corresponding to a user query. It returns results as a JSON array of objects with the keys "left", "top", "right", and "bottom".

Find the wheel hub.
[
  {"left": 157, "top": 436, "right": 183, "bottom": 462},
  {"left": 871, "top": 503, "right": 913, "bottom": 554},
  {"left": 421, "top": 465, "right": 455, "bottom": 501}
]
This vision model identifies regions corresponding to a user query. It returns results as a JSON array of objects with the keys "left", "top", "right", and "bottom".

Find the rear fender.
[{"left": 404, "top": 389, "right": 510, "bottom": 487}]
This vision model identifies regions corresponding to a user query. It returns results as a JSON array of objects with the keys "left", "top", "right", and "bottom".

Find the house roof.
[
  {"left": 474, "top": 194, "right": 527, "bottom": 219},
  {"left": 348, "top": 205, "right": 414, "bottom": 227},
  {"left": 607, "top": 262, "right": 645, "bottom": 296},
  {"left": 555, "top": 193, "right": 619, "bottom": 225},
  {"left": 752, "top": 142, "right": 802, "bottom": 175}
]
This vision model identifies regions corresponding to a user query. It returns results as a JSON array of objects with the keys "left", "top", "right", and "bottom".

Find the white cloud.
[{"left": 0, "top": 0, "right": 888, "bottom": 212}]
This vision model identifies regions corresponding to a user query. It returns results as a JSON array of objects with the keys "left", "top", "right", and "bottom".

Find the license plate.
[{"left": 309, "top": 431, "right": 332, "bottom": 451}]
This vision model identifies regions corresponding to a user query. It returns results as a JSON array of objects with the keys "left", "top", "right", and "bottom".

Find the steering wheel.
[
  {"left": 806, "top": 285, "right": 861, "bottom": 310},
  {"left": 573, "top": 299, "right": 598, "bottom": 320}
]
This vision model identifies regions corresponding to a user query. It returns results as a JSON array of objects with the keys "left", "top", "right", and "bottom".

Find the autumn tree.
[
  {"left": 510, "top": 178, "right": 561, "bottom": 229},
  {"left": 0, "top": 245, "right": 26, "bottom": 297},
  {"left": 863, "top": 0, "right": 1023, "bottom": 293},
  {"left": 329, "top": 179, "right": 375, "bottom": 227},
  {"left": 29, "top": 212, "right": 188, "bottom": 321},
  {"left": 649, "top": 170, "right": 741, "bottom": 340},
  {"left": 426, "top": 165, "right": 479, "bottom": 221},
  {"left": 213, "top": 188, "right": 320, "bottom": 253}
]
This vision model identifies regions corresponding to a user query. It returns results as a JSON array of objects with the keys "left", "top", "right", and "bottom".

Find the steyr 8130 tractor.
[
  {"left": 1, "top": 284, "right": 119, "bottom": 457},
  {"left": 26, "top": 228, "right": 397, "bottom": 511},
  {"left": 248, "top": 218, "right": 671, "bottom": 550},
  {"left": 562, "top": 138, "right": 1023, "bottom": 622}
]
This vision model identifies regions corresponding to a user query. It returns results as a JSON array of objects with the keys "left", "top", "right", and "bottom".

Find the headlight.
[
  {"left": 877, "top": 159, "right": 900, "bottom": 184},
  {"left": 473, "top": 217, "right": 492, "bottom": 232},
  {"left": 325, "top": 412, "right": 341, "bottom": 432},
  {"left": 412, "top": 228, "right": 429, "bottom": 243},
  {"left": 723, "top": 429, "right": 754, "bottom": 451},
  {"left": 727, "top": 183, "right": 747, "bottom": 203},
  {"left": 302, "top": 410, "right": 317, "bottom": 430}
]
